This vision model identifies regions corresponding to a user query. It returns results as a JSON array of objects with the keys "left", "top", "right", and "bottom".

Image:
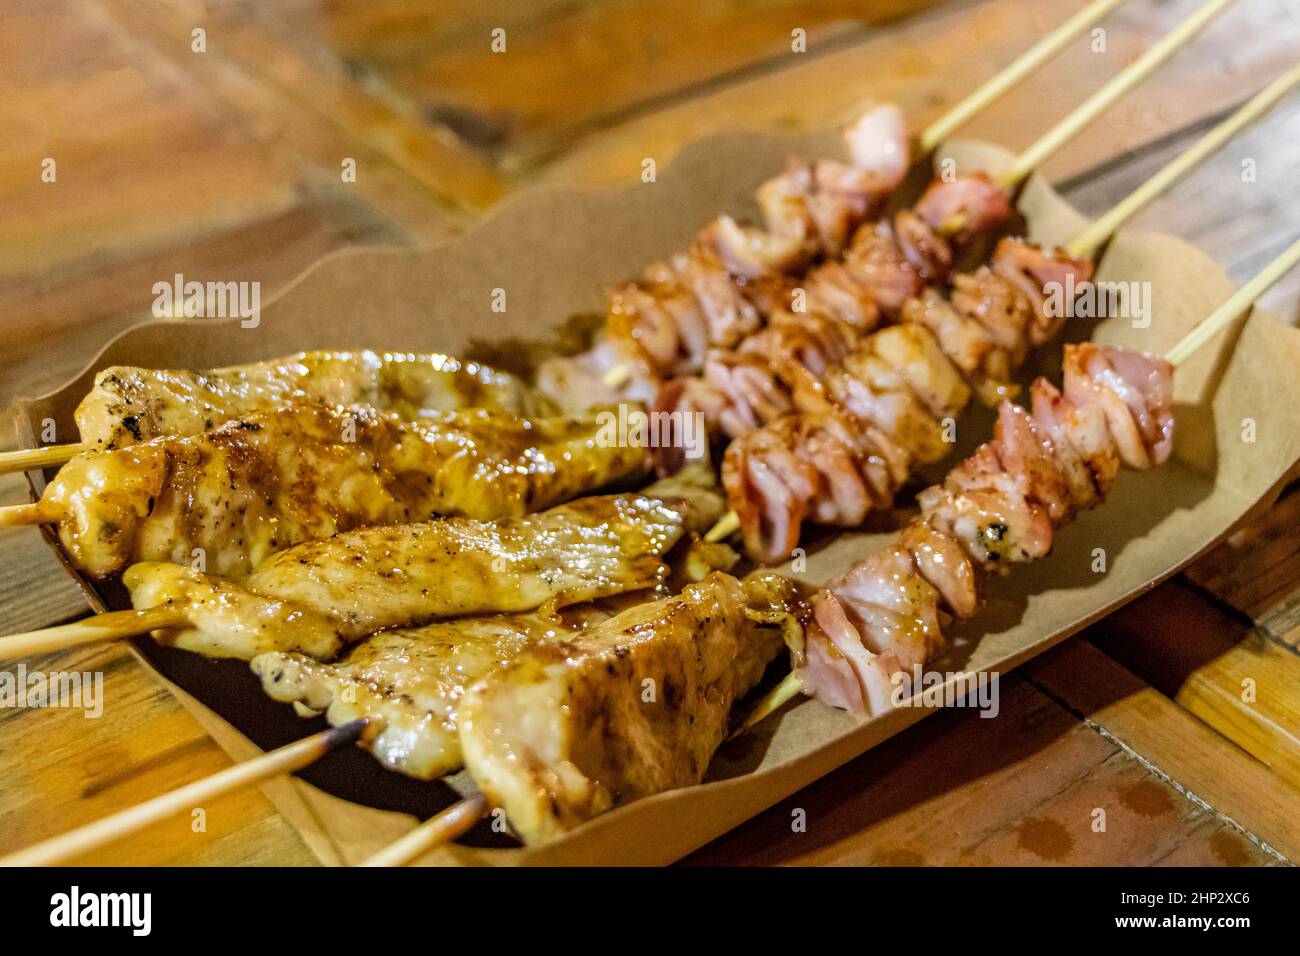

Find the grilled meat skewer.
[
  {"left": 127, "top": 467, "right": 726, "bottom": 660},
  {"left": 32, "top": 403, "right": 647, "bottom": 579},
  {"left": 796, "top": 343, "right": 1173, "bottom": 716},
  {"left": 535, "top": 104, "right": 915, "bottom": 407},
  {"left": 76, "top": 349, "right": 554, "bottom": 450},
  {"left": 458, "top": 570, "right": 802, "bottom": 844},
  {"left": 721, "top": 238, "right": 1094, "bottom": 562}
]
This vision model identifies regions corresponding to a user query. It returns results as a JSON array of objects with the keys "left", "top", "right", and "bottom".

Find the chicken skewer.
[
  {"left": 0, "top": 567, "right": 798, "bottom": 868},
  {"left": 561, "top": 0, "right": 1235, "bottom": 411},
  {"left": 560, "top": 0, "right": 1138, "bottom": 402},
  {"left": 0, "top": 467, "right": 724, "bottom": 662},
  {"left": 0, "top": 349, "right": 555, "bottom": 474},
  {"left": 741, "top": 237, "right": 1300, "bottom": 727},
  {"left": 0, "top": 402, "right": 648, "bottom": 579},
  {"left": 705, "top": 64, "right": 1300, "bottom": 560}
]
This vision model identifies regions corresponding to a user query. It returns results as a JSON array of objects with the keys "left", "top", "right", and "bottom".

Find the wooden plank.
[
  {"left": 0, "top": 194, "right": 405, "bottom": 404},
  {"left": 1027, "top": 638, "right": 1300, "bottom": 860},
  {"left": 1185, "top": 486, "right": 1300, "bottom": 635},
  {"left": 289, "top": 0, "right": 950, "bottom": 160},
  {"left": 1087, "top": 578, "right": 1300, "bottom": 795},
  {"left": 94, "top": 0, "right": 507, "bottom": 213},
  {"left": 0, "top": 639, "right": 317, "bottom": 865},
  {"left": 0, "top": 0, "right": 301, "bottom": 279},
  {"left": 539, "top": 0, "right": 1300, "bottom": 189},
  {"left": 685, "top": 674, "right": 1281, "bottom": 865}
]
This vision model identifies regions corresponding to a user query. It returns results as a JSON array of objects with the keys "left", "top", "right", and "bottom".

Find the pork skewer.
[
  {"left": 562, "top": 0, "right": 1235, "bottom": 412},
  {"left": 563, "top": 0, "right": 1138, "bottom": 402},
  {"left": 706, "top": 64, "right": 1299, "bottom": 559},
  {"left": 0, "top": 349, "right": 555, "bottom": 475},
  {"left": 741, "top": 236, "right": 1300, "bottom": 728},
  {"left": 0, "top": 467, "right": 724, "bottom": 662},
  {"left": 0, "top": 402, "right": 648, "bottom": 580}
]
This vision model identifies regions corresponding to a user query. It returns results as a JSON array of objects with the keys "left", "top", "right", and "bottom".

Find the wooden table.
[{"left": 1, "top": 0, "right": 1298, "bottom": 866}]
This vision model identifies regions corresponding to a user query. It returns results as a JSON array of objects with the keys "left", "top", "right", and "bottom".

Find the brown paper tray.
[{"left": 10, "top": 127, "right": 1300, "bottom": 866}]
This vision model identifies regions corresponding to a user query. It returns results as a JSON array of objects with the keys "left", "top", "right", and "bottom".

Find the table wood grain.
[{"left": 1, "top": 0, "right": 1298, "bottom": 866}]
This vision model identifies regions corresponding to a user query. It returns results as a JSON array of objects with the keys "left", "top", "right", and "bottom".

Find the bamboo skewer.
[
  {"left": 0, "top": 441, "right": 91, "bottom": 476},
  {"left": 1068, "top": 62, "right": 1300, "bottom": 257},
  {"left": 738, "top": 237, "right": 1300, "bottom": 732},
  {"left": 1165, "top": 234, "right": 1300, "bottom": 368},
  {"left": 0, "top": 720, "right": 366, "bottom": 867},
  {"left": 996, "top": 0, "right": 1241, "bottom": 189},
  {"left": 0, "top": 607, "right": 187, "bottom": 660},
  {"left": 703, "top": 62, "right": 1298, "bottom": 545},
  {"left": 917, "top": 0, "right": 1133, "bottom": 153},
  {"left": 358, "top": 793, "right": 491, "bottom": 867},
  {"left": 0, "top": 501, "right": 53, "bottom": 528}
]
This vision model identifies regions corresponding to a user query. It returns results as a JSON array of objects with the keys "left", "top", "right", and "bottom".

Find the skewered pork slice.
[
  {"left": 800, "top": 344, "right": 1174, "bottom": 716},
  {"left": 252, "top": 601, "right": 628, "bottom": 780}
]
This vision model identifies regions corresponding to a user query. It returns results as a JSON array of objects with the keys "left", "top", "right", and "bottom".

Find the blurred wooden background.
[{"left": 1, "top": 0, "right": 1299, "bottom": 865}]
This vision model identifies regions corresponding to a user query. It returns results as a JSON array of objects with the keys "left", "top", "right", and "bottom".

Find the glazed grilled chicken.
[
  {"left": 41, "top": 403, "right": 647, "bottom": 579},
  {"left": 75, "top": 350, "right": 554, "bottom": 449},
  {"left": 536, "top": 104, "right": 912, "bottom": 410},
  {"left": 797, "top": 344, "right": 1173, "bottom": 716},
  {"left": 126, "top": 469, "right": 726, "bottom": 659},
  {"left": 458, "top": 571, "right": 802, "bottom": 844},
  {"left": 251, "top": 601, "right": 628, "bottom": 780},
  {"left": 720, "top": 238, "right": 1094, "bottom": 563}
]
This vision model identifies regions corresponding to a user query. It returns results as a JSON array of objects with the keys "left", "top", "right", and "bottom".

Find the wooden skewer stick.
[
  {"left": 703, "top": 63, "right": 1294, "bottom": 544},
  {"left": 0, "top": 501, "right": 54, "bottom": 528},
  {"left": 996, "top": 0, "right": 1241, "bottom": 190},
  {"left": 739, "top": 237, "right": 1300, "bottom": 732},
  {"left": 0, "top": 441, "right": 91, "bottom": 476},
  {"left": 0, "top": 607, "right": 187, "bottom": 661},
  {"left": 917, "top": 0, "right": 1132, "bottom": 153},
  {"left": 1068, "top": 62, "right": 1300, "bottom": 258},
  {"left": 1165, "top": 233, "right": 1300, "bottom": 368},
  {"left": 359, "top": 792, "right": 491, "bottom": 866},
  {"left": 0, "top": 719, "right": 366, "bottom": 867}
]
